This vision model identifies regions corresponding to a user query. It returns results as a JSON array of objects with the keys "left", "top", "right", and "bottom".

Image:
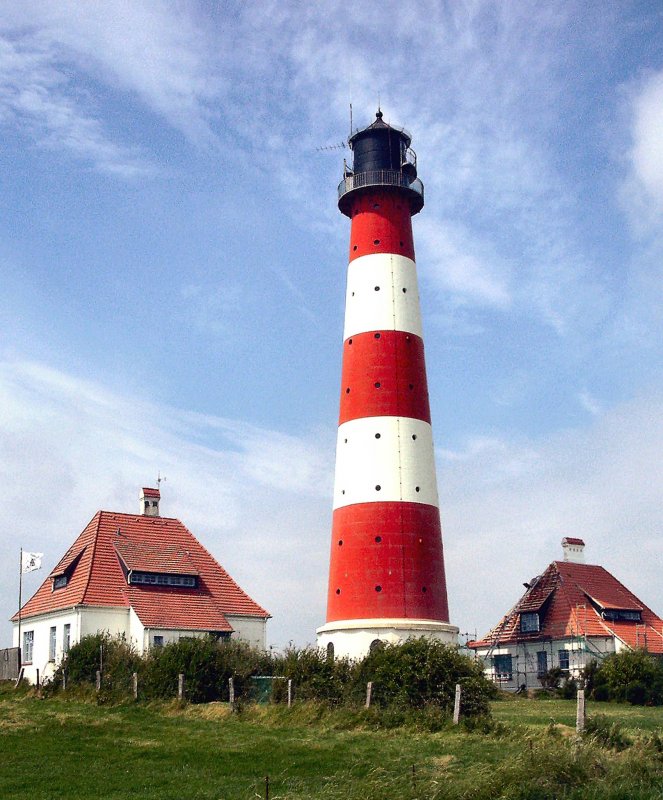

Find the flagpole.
[{"left": 18, "top": 547, "right": 22, "bottom": 660}]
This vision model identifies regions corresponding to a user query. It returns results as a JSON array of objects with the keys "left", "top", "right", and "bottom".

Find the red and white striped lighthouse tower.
[{"left": 317, "top": 111, "right": 458, "bottom": 659}]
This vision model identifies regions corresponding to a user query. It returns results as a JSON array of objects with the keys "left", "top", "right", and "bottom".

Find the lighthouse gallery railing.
[{"left": 337, "top": 170, "right": 424, "bottom": 204}]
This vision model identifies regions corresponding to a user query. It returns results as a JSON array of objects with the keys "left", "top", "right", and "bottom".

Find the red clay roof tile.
[
  {"left": 470, "top": 559, "right": 663, "bottom": 653},
  {"left": 13, "top": 511, "right": 269, "bottom": 631}
]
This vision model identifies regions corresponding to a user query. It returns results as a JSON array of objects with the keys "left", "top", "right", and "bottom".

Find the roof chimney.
[
  {"left": 562, "top": 537, "right": 585, "bottom": 563},
  {"left": 140, "top": 487, "right": 160, "bottom": 517}
]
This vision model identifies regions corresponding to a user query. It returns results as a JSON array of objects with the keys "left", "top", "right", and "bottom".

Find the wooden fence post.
[
  {"left": 453, "top": 683, "right": 462, "bottom": 724},
  {"left": 287, "top": 678, "right": 292, "bottom": 709},
  {"left": 36, "top": 668, "right": 40, "bottom": 690},
  {"left": 95, "top": 670, "right": 101, "bottom": 692},
  {"left": 132, "top": 672, "right": 138, "bottom": 701},
  {"left": 365, "top": 681, "right": 372, "bottom": 709},
  {"left": 178, "top": 673, "right": 184, "bottom": 701},
  {"left": 62, "top": 669, "right": 66, "bottom": 691},
  {"left": 576, "top": 688, "right": 585, "bottom": 734}
]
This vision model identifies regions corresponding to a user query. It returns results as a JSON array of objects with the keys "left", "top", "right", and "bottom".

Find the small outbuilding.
[
  {"left": 12, "top": 488, "right": 270, "bottom": 684},
  {"left": 468, "top": 538, "right": 663, "bottom": 690}
]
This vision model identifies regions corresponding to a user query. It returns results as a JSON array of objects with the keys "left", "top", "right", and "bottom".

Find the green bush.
[
  {"left": 52, "top": 633, "right": 140, "bottom": 698},
  {"left": 350, "top": 638, "right": 495, "bottom": 715},
  {"left": 141, "top": 637, "right": 267, "bottom": 703},
  {"left": 271, "top": 646, "right": 353, "bottom": 705},
  {"left": 589, "top": 650, "right": 663, "bottom": 705}
]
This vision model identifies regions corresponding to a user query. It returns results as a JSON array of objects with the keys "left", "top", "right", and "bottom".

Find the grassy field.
[{"left": 1, "top": 685, "right": 663, "bottom": 799}]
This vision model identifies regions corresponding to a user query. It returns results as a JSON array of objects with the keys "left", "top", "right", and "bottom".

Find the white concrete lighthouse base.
[{"left": 316, "top": 618, "right": 459, "bottom": 661}]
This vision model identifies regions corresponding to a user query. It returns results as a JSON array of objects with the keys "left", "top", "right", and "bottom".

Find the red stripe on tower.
[{"left": 317, "top": 111, "right": 458, "bottom": 659}]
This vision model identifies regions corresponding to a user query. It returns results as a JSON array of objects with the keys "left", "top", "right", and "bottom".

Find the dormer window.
[
  {"left": 520, "top": 612, "right": 540, "bottom": 633},
  {"left": 129, "top": 571, "right": 196, "bottom": 588},
  {"left": 53, "top": 575, "right": 68, "bottom": 590},
  {"left": 602, "top": 609, "right": 642, "bottom": 622}
]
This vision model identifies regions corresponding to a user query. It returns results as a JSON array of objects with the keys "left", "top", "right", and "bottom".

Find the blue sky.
[{"left": 1, "top": 1, "right": 663, "bottom": 649}]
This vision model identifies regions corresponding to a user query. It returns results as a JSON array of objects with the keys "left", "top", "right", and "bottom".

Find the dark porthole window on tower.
[
  {"left": 338, "top": 539, "right": 343, "bottom": 546},
  {"left": 335, "top": 588, "right": 341, "bottom": 595},
  {"left": 402, "top": 287, "right": 407, "bottom": 293},
  {"left": 353, "top": 245, "right": 358, "bottom": 251},
  {"left": 374, "top": 381, "right": 381, "bottom": 388},
  {"left": 375, "top": 536, "right": 382, "bottom": 543},
  {"left": 372, "top": 203, "right": 380, "bottom": 209},
  {"left": 345, "top": 387, "right": 350, "bottom": 394},
  {"left": 374, "top": 286, "right": 380, "bottom": 291},
  {"left": 374, "top": 332, "right": 381, "bottom": 339},
  {"left": 348, "top": 338, "right": 353, "bottom": 345},
  {"left": 409, "top": 383, "right": 414, "bottom": 390},
  {"left": 415, "top": 486, "right": 420, "bottom": 493},
  {"left": 373, "top": 239, "right": 380, "bottom": 245},
  {"left": 400, "top": 241, "right": 404, "bottom": 247},
  {"left": 375, "top": 585, "right": 382, "bottom": 592},
  {"left": 422, "top": 586, "right": 427, "bottom": 593},
  {"left": 375, "top": 484, "right": 381, "bottom": 491},
  {"left": 375, "top": 433, "right": 381, "bottom": 439},
  {"left": 412, "top": 434, "right": 417, "bottom": 440}
]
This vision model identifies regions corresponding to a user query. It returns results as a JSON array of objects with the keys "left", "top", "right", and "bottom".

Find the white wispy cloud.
[
  {"left": 623, "top": 68, "right": 663, "bottom": 230},
  {"left": 440, "top": 393, "right": 663, "bottom": 637},
  {"left": 0, "top": 360, "right": 334, "bottom": 649},
  {"left": 3, "top": 360, "right": 662, "bottom": 649},
  {"left": 0, "top": 1, "right": 224, "bottom": 172}
]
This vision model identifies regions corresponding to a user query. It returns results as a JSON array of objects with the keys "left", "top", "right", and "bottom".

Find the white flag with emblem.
[{"left": 21, "top": 552, "right": 43, "bottom": 573}]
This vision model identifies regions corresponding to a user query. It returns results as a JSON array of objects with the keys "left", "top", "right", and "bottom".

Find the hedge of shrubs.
[
  {"left": 584, "top": 650, "right": 663, "bottom": 706},
  {"left": 48, "top": 634, "right": 495, "bottom": 716}
]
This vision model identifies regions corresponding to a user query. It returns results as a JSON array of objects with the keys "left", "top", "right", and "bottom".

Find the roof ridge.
[{"left": 81, "top": 511, "right": 103, "bottom": 603}]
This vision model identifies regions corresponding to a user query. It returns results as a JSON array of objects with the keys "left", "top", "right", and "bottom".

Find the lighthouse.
[{"left": 317, "top": 111, "right": 458, "bottom": 659}]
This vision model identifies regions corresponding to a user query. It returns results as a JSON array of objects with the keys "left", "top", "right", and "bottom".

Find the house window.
[
  {"left": 153, "top": 635, "right": 164, "bottom": 648},
  {"left": 558, "top": 650, "right": 570, "bottom": 671},
  {"left": 493, "top": 654, "right": 513, "bottom": 681},
  {"left": 520, "top": 612, "right": 540, "bottom": 633},
  {"left": 49, "top": 627, "right": 57, "bottom": 661},
  {"left": 602, "top": 609, "right": 641, "bottom": 622},
  {"left": 53, "top": 575, "right": 68, "bottom": 590},
  {"left": 129, "top": 572, "right": 196, "bottom": 588},
  {"left": 537, "top": 650, "right": 548, "bottom": 677},
  {"left": 23, "top": 630, "right": 34, "bottom": 663},
  {"left": 63, "top": 624, "right": 71, "bottom": 654}
]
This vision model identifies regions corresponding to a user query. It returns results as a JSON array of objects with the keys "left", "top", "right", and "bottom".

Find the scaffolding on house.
[{"left": 476, "top": 601, "right": 611, "bottom": 689}]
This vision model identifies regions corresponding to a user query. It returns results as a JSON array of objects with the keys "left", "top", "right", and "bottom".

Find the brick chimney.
[
  {"left": 140, "top": 487, "right": 160, "bottom": 517},
  {"left": 562, "top": 537, "right": 585, "bottom": 563}
]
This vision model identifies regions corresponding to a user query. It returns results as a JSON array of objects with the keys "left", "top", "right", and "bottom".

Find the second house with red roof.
[
  {"left": 12, "top": 488, "right": 270, "bottom": 684},
  {"left": 468, "top": 538, "right": 663, "bottom": 690}
]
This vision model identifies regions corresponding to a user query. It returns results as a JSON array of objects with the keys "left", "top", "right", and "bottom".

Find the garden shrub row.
[{"left": 49, "top": 634, "right": 496, "bottom": 716}]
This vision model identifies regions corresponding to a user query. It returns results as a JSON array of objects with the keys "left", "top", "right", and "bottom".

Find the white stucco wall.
[
  {"left": 225, "top": 614, "right": 268, "bottom": 650},
  {"left": 472, "top": 636, "right": 617, "bottom": 690},
  {"left": 13, "top": 606, "right": 128, "bottom": 684}
]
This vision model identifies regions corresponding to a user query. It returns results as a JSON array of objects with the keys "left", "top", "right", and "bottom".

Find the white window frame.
[
  {"left": 49, "top": 626, "right": 57, "bottom": 662},
  {"left": 23, "top": 630, "right": 34, "bottom": 663}
]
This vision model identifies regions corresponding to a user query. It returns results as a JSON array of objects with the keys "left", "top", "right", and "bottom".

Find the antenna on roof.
[
  {"left": 157, "top": 471, "right": 167, "bottom": 490},
  {"left": 349, "top": 102, "right": 353, "bottom": 138}
]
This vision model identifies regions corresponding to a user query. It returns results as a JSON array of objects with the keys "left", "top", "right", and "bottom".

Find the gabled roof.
[
  {"left": 469, "top": 559, "right": 663, "bottom": 654},
  {"left": 13, "top": 511, "right": 269, "bottom": 632}
]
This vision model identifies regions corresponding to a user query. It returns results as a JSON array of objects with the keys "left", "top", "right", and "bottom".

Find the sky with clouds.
[{"left": 1, "top": 1, "right": 663, "bottom": 649}]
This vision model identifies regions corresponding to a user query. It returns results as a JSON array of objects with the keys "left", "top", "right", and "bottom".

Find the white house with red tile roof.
[
  {"left": 12, "top": 489, "right": 270, "bottom": 684},
  {"left": 468, "top": 538, "right": 663, "bottom": 690}
]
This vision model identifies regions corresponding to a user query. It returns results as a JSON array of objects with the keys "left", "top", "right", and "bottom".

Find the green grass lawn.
[
  {"left": 1, "top": 686, "right": 662, "bottom": 800},
  {"left": 492, "top": 693, "right": 663, "bottom": 733}
]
